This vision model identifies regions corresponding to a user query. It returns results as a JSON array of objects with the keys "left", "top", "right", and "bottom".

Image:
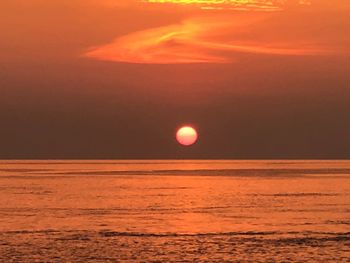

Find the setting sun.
[{"left": 176, "top": 126, "right": 198, "bottom": 146}]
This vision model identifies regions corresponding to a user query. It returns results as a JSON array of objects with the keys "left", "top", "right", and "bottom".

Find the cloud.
[
  {"left": 84, "top": 13, "right": 333, "bottom": 64},
  {"left": 142, "top": 0, "right": 315, "bottom": 12}
]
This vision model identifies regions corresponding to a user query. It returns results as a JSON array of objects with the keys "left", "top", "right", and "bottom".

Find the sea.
[{"left": 0, "top": 160, "right": 349, "bottom": 262}]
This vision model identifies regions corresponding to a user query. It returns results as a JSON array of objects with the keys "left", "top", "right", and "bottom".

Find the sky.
[{"left": 0, "top": 0, "right": 349, "bottom": 159}]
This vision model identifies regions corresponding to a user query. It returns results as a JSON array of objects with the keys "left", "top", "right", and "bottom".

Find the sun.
[{"left": 176, "top": 126, "right": 198, "bottom": 146}]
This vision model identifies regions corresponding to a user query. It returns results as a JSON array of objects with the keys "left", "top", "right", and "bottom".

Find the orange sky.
[
  {"left": 0, "top": 0, "right": 349, "bottom": 158},
  {"left": 84, "top": 0, "right": 349, "bottom": 64}
]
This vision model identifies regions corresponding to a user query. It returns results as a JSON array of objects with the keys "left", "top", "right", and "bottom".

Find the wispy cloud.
[
  {"left": 84, "top": 14, "right": 330, "bottom": 64},
  {"left": 143, "top": 0, "right": 311, "bottom": 11}
]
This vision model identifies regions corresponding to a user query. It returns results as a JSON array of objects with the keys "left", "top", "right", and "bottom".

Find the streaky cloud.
[
  {"left": 84, "top": 14, "right": 331, "bottom": 64},
  {"left": 143, "top": 0, "right": 312, "bottom": 11}
]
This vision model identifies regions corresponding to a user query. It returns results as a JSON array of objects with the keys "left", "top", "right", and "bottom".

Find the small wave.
[
  {"left": 55, "top": 234, "right": 91, "bottom": 241},
  {"left": 13, "top": 190, "right": 53, "bottom": 195},
  {"left": 249, "top": 193, "right": 340, "bottom": 197},
  {"left": 0, "top": 169, "right": 53, "bottom": 173},
  {"left": 325, "top": 220, "right": 350, "bottom": 225},
  {"left": 97, "top": 231, "right": 350, "bottom": 242},
  {"left": 4, "top": 230, "right": 59, "bottom": 234},
  {"left": 98, "top": 231, "right": 279, "bottom": 238},
  {"left": 145, "top": 187, "right": 192, "bottom": 190},
  {"left": 3, "top": 230, "right": 349, "bottom": 244},
  {"left": 21, "top": 168, "right": 350, "bottom": 177}
]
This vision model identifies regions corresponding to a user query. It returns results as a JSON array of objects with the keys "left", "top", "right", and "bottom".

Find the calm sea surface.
[{"left": 0, "top": 160, "right": 349, "bottom": 262}]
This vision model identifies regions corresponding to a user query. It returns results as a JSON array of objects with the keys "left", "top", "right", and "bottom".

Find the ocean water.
[{"left": 0, "top": 160, "right": 349, "bottom": 262}]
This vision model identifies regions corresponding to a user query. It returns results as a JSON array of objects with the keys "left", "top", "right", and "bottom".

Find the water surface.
[{"left": 0, "top": 160, "right": 349, "bottom": 261}]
